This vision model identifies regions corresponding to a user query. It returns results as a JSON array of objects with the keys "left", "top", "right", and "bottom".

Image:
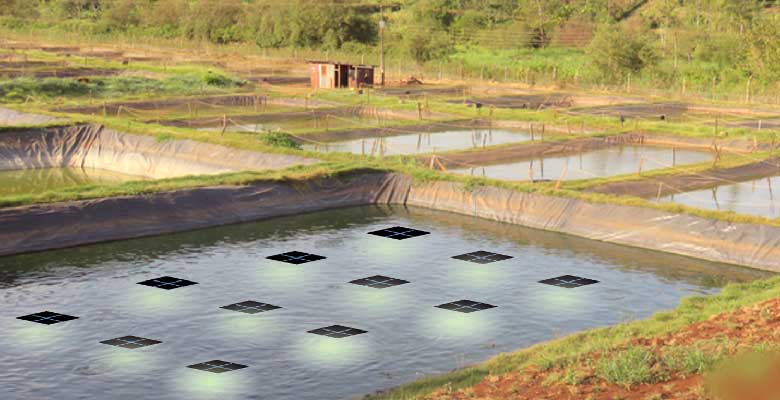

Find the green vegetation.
[
  {"left": 3, "top": 1, "right": 780, "bottom": 100},
  {"left": 0, "top": 73, "right": 245, "bottom": 103},
  {"left": 259, "top": 131, "right": 301, "bottom": 149},
  {"left": 596, "top": 346, "right": 660, "bottom": 387}
]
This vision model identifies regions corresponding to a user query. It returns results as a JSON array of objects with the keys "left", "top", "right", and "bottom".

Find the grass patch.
[
  {"left": 0, "top": 73, "right": 245, "bottom": 103},
  {"left": 596, "top": 346, "right": 662, "bottom": 388},
  {"left": 259, "top": 131, "right": 301, "bottom": 150}
]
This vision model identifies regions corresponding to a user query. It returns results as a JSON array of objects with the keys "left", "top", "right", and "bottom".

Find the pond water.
[
  {"left": 451, "top": 145, "right": 714, "bottom": 181},
  {"left": 0, "top": 206, "right": 769, "bottom": 400},
  {"left": 656, "top": 175, "right": 780, "bottom": 219},
  {"left": 200, "top": 116, "right": 382, "bottom": 133},
  {"left": 302, "top": 129, "right": 532, "bottom": 156},
  {"left": 0, "top": 167, "right": 146, "bottom": 197}
]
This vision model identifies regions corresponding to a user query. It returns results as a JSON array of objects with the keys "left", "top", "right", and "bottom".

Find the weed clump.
[{"left": 259, "top": 132, "right": 300, "bottom": 150}]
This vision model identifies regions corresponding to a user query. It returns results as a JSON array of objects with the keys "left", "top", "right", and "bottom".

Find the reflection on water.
[
  {"left": 656, "top": 175, "right": 780, "bottom": 218},
  {"left": 303, "top": 129, "right": 532, "bottom": 155},
  {"left": 452, "top": 145, "right": 714, "bottom": 181},
  {"left": 0, "top": 206, "right": 771, "bottom": 400},
  {"left": 0, "top": 167, "right": 145, "bottom": 196}
]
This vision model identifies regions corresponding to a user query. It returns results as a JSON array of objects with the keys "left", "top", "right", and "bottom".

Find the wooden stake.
[{"left": 637, "top": 157, "right": 645, "bottom": 175}]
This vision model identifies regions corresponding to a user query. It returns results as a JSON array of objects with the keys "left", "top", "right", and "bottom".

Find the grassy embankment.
[{"left": 367, "top": 276, "right": 780, "bottom": 399}]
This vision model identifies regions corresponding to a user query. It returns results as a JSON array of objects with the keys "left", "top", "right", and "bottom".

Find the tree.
[{"left": 587, "top": 24, "right": 659, "bottom": 80}]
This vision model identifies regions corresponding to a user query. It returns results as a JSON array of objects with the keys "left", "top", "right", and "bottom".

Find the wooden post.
[
  {"left": 417, "top": 102, "right": 423, "bottom": 120},
  {"left": 656, "top": 182, "right": 664, "bottom": 201},
  {"left": 673, "top": 147, "right": 677, "bottom": 166},
  {"left": 555, "top": 162, "right": 568, "bottom": 190},
  {"left": 541, "top": 124, "right": 545, "bottom": 141},
  {"left": 221, "top": 114, "right": 227, "bottom": 135},
  {"left": 637, "top": 157, "right": 645, "bottom": 175},
  {"left": 102, "top": 102, "right": 107, "bottom": 116},
  {"left": 530, "top": 124, "right": 535, "bottom": 141}
]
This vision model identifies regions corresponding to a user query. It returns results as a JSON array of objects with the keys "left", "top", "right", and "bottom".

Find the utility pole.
[{"left": 379, "top": 2, "right": 386, "bottom": 86}]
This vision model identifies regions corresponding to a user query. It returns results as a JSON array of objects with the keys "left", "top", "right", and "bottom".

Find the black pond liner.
[
  {"left": 435, "top": 300, "right": 497, "bottom": 313},
  {"left": 187, "top": 360, "right": 248, "bottom": 374},
  {"left": 266, "top": 251, "right": 326, "bottom": 265},
  {"left": 308, "top": 325, "right": 368, "bottom": 338},
  {"left": 452, "top": 251, "right": 513, "bottom": 264},
  {"left": 539, "top": 275, "right": 599, "bottom": 288},
  {"left": 221, "top": 301, "right": 282, "bottom": 314},
  {"left": 100, "top": 336, "right": 162, "bottom": 349},
  {"left": 137, "top": 276, "right": 198, "bottom": 290},
  {"left": 16, "top": 311, "right": 78, "bottom": 325},
  {"left": 367, "top": 226, "right": 430, "bottom": 240},
  {"left": 349, "top": 275, "right": 410, "bottom": 289}
]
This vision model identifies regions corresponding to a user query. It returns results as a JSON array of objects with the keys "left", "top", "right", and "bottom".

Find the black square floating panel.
[
  {"left": 221, "top": 301, "right": 282, "bottom": 314},
  {"left": 368, "top": 226, "right": 430, "bottom": 240},
  {"left": 187, "top": 360, "right": 248, "bottom": 374},
  {"left": 539, "top": 275, "right": 599, "bottom": 288},
  {"left": 17, "top": 311, "right": 78, "bottom": 325},
  {"left": 100, "top": 336, "right": 162, "bottom": 349},
  {"left": 137, "top": 276, "right": 198, "bottom": 290},
  {"left": 308, "top": 325, "right": 367, "bottom": 338},
  {"left": 266, "top": 251, "right": 326, "bottom": 265},
  {"left": 436, "top": 300, "right": 497, "bottom": 313},
  {"left": 349, "top": 275, "right": 410, "bottom": 289},
  {"left": 452, "top": 251, "right": 513, "bottom": 264}
]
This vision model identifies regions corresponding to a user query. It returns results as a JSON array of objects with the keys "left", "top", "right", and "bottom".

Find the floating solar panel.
[
  {"left": 368, "top": 226, "right": 430, "bottom": 240},
  {"left": 452, "top": 251, "right": 513, "bottom": 264},
  {"left": 539, "top": 275, "right": 599, "bottom": 288},
  {"left": 266, "top": 251, "right": 326, "bottom": 265},
  {"left": 349, "top": 275, "right": 410, "bottom": 289},
  {"left": 16, "top": 311, "right": 78, "bottom": 325},
  {"left": 308, "top": 325, "right": 367, "bottom": 338},
  {"left": 100, "top": 336, "right": 162, "bottom": 349},
  {"left": 137, "top": 276, "right": 198, "bottom": 290},
  {"left": 435, "top": 300, "right": 497, "bottom": 313},
  {"left": 187, "top": 360, "right": 248, "bottom": 374},
  {"left": 221, "top": 301, "right": 282, "bottom": 314}
]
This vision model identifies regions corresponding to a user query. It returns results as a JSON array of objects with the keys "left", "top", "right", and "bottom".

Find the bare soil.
[
  {"left": 0, "top": 67, "right": 119, "bottom": 79},
  {"left": 588, "top": 157, "right": 780, "bottom": 198},
  {"left": 422, "top": 298, "right": 780, "bottom": 400},
  {"left": 432, "top": 133, "right": 645, "bottom": 169}
]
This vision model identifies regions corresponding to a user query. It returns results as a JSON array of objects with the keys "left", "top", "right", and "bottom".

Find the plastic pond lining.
[
  {"left": 0, "top": 124, "right": 316, "bottom": 180},
  {"left": 3, "top": 171, "right": 780, "bottom": 273}
]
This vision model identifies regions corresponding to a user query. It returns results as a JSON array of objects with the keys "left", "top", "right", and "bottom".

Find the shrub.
[
  {"left": 259, "top": 132, "right": 301, "bottom": 150},
  {"left": 587, "top": 24, "right": 659, "bottom": 81}
]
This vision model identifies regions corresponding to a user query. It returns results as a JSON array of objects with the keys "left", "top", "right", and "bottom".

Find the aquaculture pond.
[
  {"left": 0, "top": 167, "right": 145, "bottom": 196},
  {"left": 302, "top": 129, "right": 532, "bottom": 155},
  {"left": 199, "top": 115, "right": 382, "bottom": 133},
  {"left": 452, "top": 145, "right": 714, "bottom": 181},
  {"left": 656, "top": 175, "right": 780, "bottom": 218},
  {"left": 0, "top": 206, "right": 769, "bottom": 400}
]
